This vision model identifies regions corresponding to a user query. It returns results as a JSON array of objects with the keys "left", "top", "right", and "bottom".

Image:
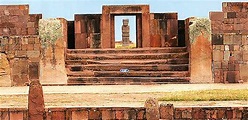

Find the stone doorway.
[
  {"left": 115, "top": 16, "right": 136, "bottom": 48},
  {"left": 101, "top": 5, "right": 150, "bottom": 48}
]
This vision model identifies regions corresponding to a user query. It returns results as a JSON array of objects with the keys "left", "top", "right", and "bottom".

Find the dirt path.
[{"left": 0, "top": 84, "right": 248, "bottom": 108}]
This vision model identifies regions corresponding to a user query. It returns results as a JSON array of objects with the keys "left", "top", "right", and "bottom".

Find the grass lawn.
[{"left": 158, "top": 89, "right": 248, "bottom": 101}]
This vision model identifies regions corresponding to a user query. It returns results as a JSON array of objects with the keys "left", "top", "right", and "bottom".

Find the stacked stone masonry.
[
  {"left": 0, "top": 5, "right": 42, "bottom": 86},
  {"left": 210, "top": 2, "right": 248, "bottom": 83},
  {"left": 0, "top": 106, "right": 247, "bottom": 119}
]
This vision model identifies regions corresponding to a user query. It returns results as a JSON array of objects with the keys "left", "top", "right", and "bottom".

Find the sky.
[{"left": 1, "top": 0, "right": 247, "bottom": 42}]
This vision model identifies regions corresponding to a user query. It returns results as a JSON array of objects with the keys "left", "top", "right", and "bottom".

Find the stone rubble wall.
[
  {"left": 0, "top": 105, "right": 247, "bottom": 119},
  {"left": 210, "top": 2, "right": 248, "bottom": 83}
]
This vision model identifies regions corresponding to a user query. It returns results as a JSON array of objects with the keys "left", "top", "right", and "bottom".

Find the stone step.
[
  {"left": 67, "top": 47, "right": 187, "bottom": 54},
  {"left": 66, "top": 52, "right": 189, "bottom": 60},
  {"left": 67, "top": 64, "right": 189, "bottom": 71},
  {"left": 67, "top": 77, "right": 190, "bottom": 85},
  {"left": 67, "top": 71, "right": 190, "bottom": 77},
  {"left": 65, "top": 58, "right": 189, "bottom": 65}
]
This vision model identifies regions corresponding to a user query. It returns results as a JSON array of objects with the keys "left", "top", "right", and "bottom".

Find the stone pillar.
[
  {"left": 28, "top": 79, "right": 45, "bottom": 120},
  {"left": 186, "top": 17, "right": 213, "bottom": 83},
  {"left": 145, "top": 97, "right": 160, "bottom": 120},
  {"left": 101, "top": 6, "right": 112, "bottom": 48},
  {"left": 122, "top": 19, "right": 130, "bottom": 46}
]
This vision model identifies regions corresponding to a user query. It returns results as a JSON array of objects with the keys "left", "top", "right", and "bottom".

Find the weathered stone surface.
[
  {"left": 11, "top": 58, "right": 29, "bottom": 86},
  {"left": 102, "top": 109, "right": 115, "bottom": 120},
  {"left": 212, "top": 34, "right": 223, "bottom": 45},
  {"left": 39, "top": 18, "right": 67, "bottom": 84},
  {"left": 71, "top": 110, "right": 88, "bottom": 120},
  {"left": 145, "top": 97, "right": 160, "bottom": 120},
  {"left": 0, "top": 53, "right": 11, "bottom": 86},
  {"left": 240, "top": 63, "right": 248, "bottom": 82},
  {"left": 160, "top": 103, "right": 174, "bottom": 119},
  {"left": 28, "top": 79, "right": 45, "bottom": 120},
  {"left": 188, "top": 18, "right": 213, "bottom": 83}
]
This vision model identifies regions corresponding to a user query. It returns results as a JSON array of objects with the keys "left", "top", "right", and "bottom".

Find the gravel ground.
[{"left": 0, "top": 84, "right": 247, "bottom": 108}]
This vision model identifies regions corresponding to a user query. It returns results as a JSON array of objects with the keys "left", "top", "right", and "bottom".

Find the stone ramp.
[{"left": 65, "top": 47, "right": 190, "bottom": 85}]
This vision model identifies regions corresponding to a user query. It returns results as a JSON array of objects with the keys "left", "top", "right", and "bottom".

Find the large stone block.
[
  {"left": 210, "top": 12, "right": 224, "bottom": 21},
  {"left": 71, "top": 110, "right": 88, "bottom": 120},
  {"left": 145, "top": 98, "right": 159, "bottom": 120},
  {"left": 212, "top": 34, "right": 223, "bottom": 45},
  {"left": 240, "top": 63, "right": 248, "bottom": 82},
  {"left": 213, "top": 50, "right": 224, "bottom": 62}
]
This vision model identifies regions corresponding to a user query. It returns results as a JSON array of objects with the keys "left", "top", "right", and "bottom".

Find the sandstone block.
[
  {"left": 213, "top": 50, "right": 224, "bottom": 61},
  {"left": 145, "top": 97, "right": 160, "bottom": 120},
  {"left": 101, "top": 109, "right": 115, "bottom": 120},
  {"left": 71, "top": 110, "right": 88, "bottom": 120},
  {"left": 210, "top": 12, "right": 224, "bottom": 21}
]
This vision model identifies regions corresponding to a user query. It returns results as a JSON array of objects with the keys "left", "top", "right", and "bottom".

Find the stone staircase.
[{"left": 65, "top": 47, "right": 190, "bottom": 85}]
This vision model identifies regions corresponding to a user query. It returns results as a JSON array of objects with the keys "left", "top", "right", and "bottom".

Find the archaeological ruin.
[
  {"left": 0, "top": 2, "right": 248, "bottom": 120},
  {"left": 0, "top": 2, "right": 248, "bottom": 86}
]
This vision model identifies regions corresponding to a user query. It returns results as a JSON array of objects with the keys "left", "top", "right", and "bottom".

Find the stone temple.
[{"left": 0, "top": 2, "right": 248, "bottom": 86}]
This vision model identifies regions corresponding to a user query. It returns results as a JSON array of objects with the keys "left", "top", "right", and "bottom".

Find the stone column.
[{"left": 122, "top": 19, "right": 130, "bottom": 46}]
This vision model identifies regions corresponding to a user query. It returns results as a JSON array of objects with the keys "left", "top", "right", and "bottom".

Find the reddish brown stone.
[
  {"left": 115, "top": 110, "right": 124, "bottom": 119},
  {"left": 192, "top": 108, "right": 205, "bottom": 119},
  {"left": 29, "top": 62, "right": 39, "bottom": 79},
  {"left": 234, "top": 23, "right": 243, "bottom": 30},
  {"left": 224, "top": 18, "right": 234, "bottom": 24},
  {"left": 226, "top": 71, "right": 240, "bottom": 83},
  {"left": 145, "top": 97, "right": 160, "bottom": 120},
  {"left": 102, "top": 109, "right": 115, "bottom": 119},
  {"left": 71, "top": 110, "right": 88, "bottom": 120},
  {"left": 88, "top": 109, "right": 101, "bottom": 119},
  {"left": 51, "top": 111, "right": 65, "bottom": 120},
  {"left": 28, "top": 80, "right": 45, "bottom": 120},
  {"left": 214, "top": 70, "right": 224, "bottom": 83},
  {"left": 137, "top": 110, "right": 145, "bottom": 119},
  {"left": 75, "top": 33, "right": 87, "bottom": 49},
  {"left": 159, "top": 103, "right": 173, "bottom": 119},
  {"left": 210, "top": 12, "right": 224, "bottom": 21},
  {"left": 9, "top": 111, "right": 24, "bottom": 120},
  {"left": 217, "top": 109, "right": 226, "bottom": 119}
]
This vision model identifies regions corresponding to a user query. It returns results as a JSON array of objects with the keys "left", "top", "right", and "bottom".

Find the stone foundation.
[{"left": 0, "top": 105, "right": 247, "bottom": 119}]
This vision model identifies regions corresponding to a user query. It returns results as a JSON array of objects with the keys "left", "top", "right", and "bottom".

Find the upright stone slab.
[
  {"left": 186, "top": 17, "right": 213, "bottom": 83},
  {"left": 28, "top": 79, "right": 45, "bottom": 120},
  {"left": 145, "top": 97, "right": 160, "bottom": 120}
]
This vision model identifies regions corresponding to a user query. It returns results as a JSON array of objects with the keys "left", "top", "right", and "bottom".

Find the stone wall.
[
  {"left": 0, "top": 5, "right": 42, "bottom": 86},
  {"left": 0, "top": 36, "right": 41, "bottom": 86},
  {"left": 74, "top": 14, "right": 101, "bottom": 49},
  {"left": 0, "top": 106, "right": 247, "bottom": 119},
  {"left": 210, "top": 2, "right": 248, "bottom": 83},
  {"left": 150, "top": 13, "right": 178, "bottom": 47}
]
